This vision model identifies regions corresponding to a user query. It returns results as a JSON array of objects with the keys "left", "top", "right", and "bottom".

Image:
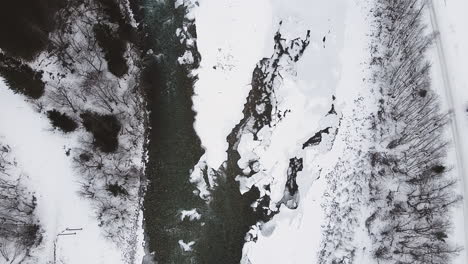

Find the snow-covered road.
[{"left": 427, "top": 1, "right": 468, "bottom": 263}]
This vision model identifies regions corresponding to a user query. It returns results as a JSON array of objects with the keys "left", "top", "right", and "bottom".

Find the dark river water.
[
  {"left": 140, "top": 1, "right": 206, "bottom": 263},
  {"left": 140, "top": 1, "right": 265, "bottom": 263}
]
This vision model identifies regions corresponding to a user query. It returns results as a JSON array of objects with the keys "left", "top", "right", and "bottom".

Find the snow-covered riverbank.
[{"left": 0, "top": 82, "right": 128, "bottom": 264}]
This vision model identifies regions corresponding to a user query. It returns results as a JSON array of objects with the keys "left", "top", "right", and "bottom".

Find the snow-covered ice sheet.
[
  {"left": 0, "top": 80, "right": 126, "bottom": 264},
  {"left": 192, "top": 0, "right": 273, "bottom": 168},
  {"left": 243, "top": 0, "right": 372, "bottom": 263}
]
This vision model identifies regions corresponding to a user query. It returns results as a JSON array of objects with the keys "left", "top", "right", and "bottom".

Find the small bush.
[
  {"left": 0, "top": 54, "right": 45, "bottom": 99},
  {"left": 20, "top": 224, "right": 42, "bottom": 248},
  {"left": 94, "top": 24, "right": 128, "bottom": 77},
  {"left": 47, "top": 109, "right": 78, "bottom": 132},
  {"left": 80, "top": 111, "right": 121, "bottom": 153},
  {"left": 106, "top": 182, "right": 128, "bottom": 196},
  {"left": 431, "top": 165, "right": 446, "bottom": 173},
  {"left": 79, "top": 153, "right": 92, "bottom": 162}
]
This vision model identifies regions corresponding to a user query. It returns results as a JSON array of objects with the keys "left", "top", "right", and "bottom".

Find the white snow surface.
[
  {"left": 178, "top": 240, "right": 195, "bottom": 252},
  {"left": 180, "top": 208, "right": 202, "bottom": 221},
  {"left": 0, "top": 82, "right": 127, "bottom": 264}
]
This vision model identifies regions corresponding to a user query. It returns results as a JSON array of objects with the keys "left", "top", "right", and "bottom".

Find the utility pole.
[{"left": 53, "top": 228, "right": 83, "bottom": 264}]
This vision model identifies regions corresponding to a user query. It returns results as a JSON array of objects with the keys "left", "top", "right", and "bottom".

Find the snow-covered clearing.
[{"left": 0, "top": 81, "right": 127, "bottom": 264}]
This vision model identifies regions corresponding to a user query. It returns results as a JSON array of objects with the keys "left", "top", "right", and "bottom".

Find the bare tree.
[
  {"left": 0, "top": 143, "right": 42, "bottom": 263},
  {"left": 366, "top": 0, "right": 462, "bottom": 263}
]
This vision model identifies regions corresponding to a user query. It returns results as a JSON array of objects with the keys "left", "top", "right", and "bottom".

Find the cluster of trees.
[
  {"left": 0, "top": 54, "right": 45, "bottom": 99},
  {"left": 316, "top": 3, "right": 460, "bottom": 262},
  {"left": 73, "top": 145, "right": 141, "bottom": 241},
  {"left": 0, "top": 0, "right": 145, "bottom": 256},
  {"left": 94, "top": 23, "right": 129, "bottom": 77},
  {"left": 47, "top": 109, "right": 78, "bottom": 132},
  {"left": 0, "top": 0, "right": 60, "bottom": 100},
  {"left": 0, "top": 0, "right": 143, "bottom": 262},
  {"left": 50, "top": 0, "right": 137, "bottom": 78},
  {"left": 0, "top": 143, "right": 42, "bottom": 263},
  {"left": 366, "top": 0, "right": 461, "bottom": 263},
  {"left": 96, "top": 0, "right": 137, "bottom": 43},
  {"left": 44, "top": 0, "right": 145, "bottom": 251},
  {"left": 80, "top": 111, "right": 122, "bottom": 153},
  {"left": 0, "top": 0, "right": 64, "bottom": 60}
]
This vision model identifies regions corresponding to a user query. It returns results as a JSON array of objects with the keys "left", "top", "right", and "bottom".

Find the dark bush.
[
  {"left": 47, "top": 109, "right": 78, "bottom": 132},
  {"left": 418, "top": 89, "right": 427, "bottom": 97},
  {"left": 431, "top": 165, "right": 446, "bottom": 173},
  {"left": 96, "top": 0, "right": 137, "bottom": 43},
  {"left": 0, "top": 54, "right": 45, "bottom": 99},
  {"left": 118, "top": 21, "right": 138, "bottom": 43},
  {"left": 80, "top": 111, "right": 121, "bottom": 153},
  {"left": 106, "top": 182, "right": 128, "bottom": 196},
  {"left": 79, "top": 153, "right": 92, "bottom": 162},
  {"left": 0, "top": 0, "right": 64, "bottom": 60},
  {"left": 94, "top": 24, "right": 128, "bottom": 77},
  {"left": 20, "top": 224, "right": 42, "bottom": 247},
  {"left": 374, "top": 246, "right": 389, "bottom": 259},
  {"left": 97, "top": 0, "right": 122, "bottom": 24}
]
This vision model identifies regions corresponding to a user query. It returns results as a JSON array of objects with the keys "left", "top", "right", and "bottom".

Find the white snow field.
[{"left": 0, "top": 81, "right": 127, "bottom": 264}]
